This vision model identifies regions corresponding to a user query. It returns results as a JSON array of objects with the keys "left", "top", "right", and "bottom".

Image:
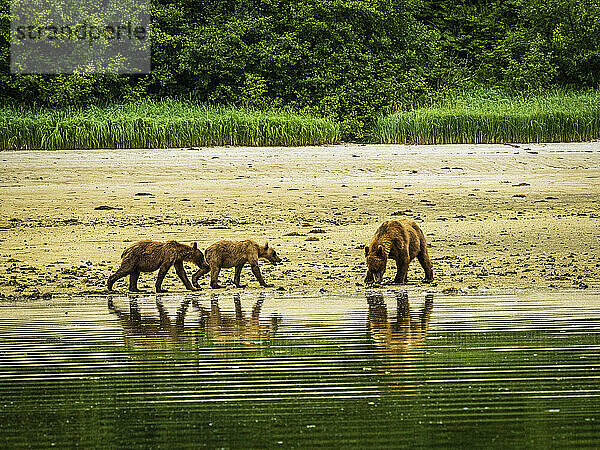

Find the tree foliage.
[{"left": 1, "top": 0, "right": 599, "bottom": 138}]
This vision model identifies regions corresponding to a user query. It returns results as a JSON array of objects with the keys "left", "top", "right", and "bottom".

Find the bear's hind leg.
[
  {"left": 108, "top": 257, "right": 138, "bottom": 291},
  {"left": 192, "top": 266, "right": 210, "bottom": 288},
  {"left": 107, "top": 267, "right": 131, "bottom": 291},
  {"left": 210, "top": 266, "right": 223, "bottom": 289},
  {"left": 128, "top": 270, "right": 141, "bottom": 292}
]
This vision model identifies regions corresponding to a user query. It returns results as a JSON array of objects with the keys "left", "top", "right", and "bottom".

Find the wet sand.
[{"left": 0, "top": 143, "right": 598, "bottom": 297}]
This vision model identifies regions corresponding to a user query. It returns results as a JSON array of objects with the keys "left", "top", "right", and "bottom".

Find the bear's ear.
[
  {"left": 192, "top": 242, "right": 197, "bottom": 250},
  {"left": 265, "top": 242, "right": 269, "bottom": 249},
  {"left": 364, "top": 246, "right": 370, "bottom": 257},
  {"left": 376, "top": 245, "right": 384, "bottom": 257}
]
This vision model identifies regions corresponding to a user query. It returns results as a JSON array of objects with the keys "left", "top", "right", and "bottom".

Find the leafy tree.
[{"left": 0, "top": 0, "right": 599, "bottom": 137}]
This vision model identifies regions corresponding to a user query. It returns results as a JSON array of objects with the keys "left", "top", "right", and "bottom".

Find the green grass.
[
  {"left": 3, "top": 91, "right": 600, "bottom": 148},
  {"left": 374, "top": 90, "right": 600, "bottom": 144},
  {"left": 0, "top": 100, "right": 340, "bottom": 149}
]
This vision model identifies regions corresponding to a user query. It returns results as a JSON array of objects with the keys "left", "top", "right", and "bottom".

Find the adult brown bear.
[
  {"left": 107, "top": 240, "right": 208, "bottom": 293},
  {"left": 365, "top": 220, "right": 433, "bottom": 285}
]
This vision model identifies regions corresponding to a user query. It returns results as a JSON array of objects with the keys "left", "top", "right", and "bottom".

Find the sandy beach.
[{"left": 1, "top": 143, "right": 598, "bottom": 298}]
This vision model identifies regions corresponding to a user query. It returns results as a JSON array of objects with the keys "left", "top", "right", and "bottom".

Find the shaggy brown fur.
[
  {"left": 192, "top": 240, "right": 282, "bottom": 289},
  {"left": 364, "top": 220, "right": 433, "bottom": 285},
  {"left": 107, "top": 240, "right": 209, "bottom": 293}
]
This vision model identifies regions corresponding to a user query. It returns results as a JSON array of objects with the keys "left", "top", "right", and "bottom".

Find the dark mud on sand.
[{"left": 1, "top": 291, "right": 599, "bottom": 447}]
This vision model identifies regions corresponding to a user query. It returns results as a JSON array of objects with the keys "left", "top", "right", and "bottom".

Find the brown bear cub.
[
  {"left": 192, "top": 240, "right": 282, "bottom": 289},
  {"left": 365, "top": 220, "right": 433, "bottom": 285},
  {"left": 107, "top": 240, "right": 209, "bottom": 293}
]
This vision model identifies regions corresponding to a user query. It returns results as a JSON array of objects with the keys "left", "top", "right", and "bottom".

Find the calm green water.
[{"left": 1, "top": 291, "right": 599, "bottom": 448}]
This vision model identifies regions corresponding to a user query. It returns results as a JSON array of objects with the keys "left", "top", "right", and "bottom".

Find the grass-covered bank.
[
  {"left": 3, "top": 92, "right": 600, "bottom": 149},
  {"left": 0, "top": 100, "right": 340, "bottom": 150},
  {"left": 374, "top": 91, "right": 600, "bottom": 144}
]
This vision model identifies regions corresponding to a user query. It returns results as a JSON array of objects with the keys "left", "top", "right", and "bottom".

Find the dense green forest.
[{"left": 1, "top": 0, "right": 600, "bottom": 140}]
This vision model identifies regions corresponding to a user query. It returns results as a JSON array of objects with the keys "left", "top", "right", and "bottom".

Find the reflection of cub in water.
[
  {"left": 107, "top": 296, "right": 194, "bottom": 348},
  {"left": 202, "top": 294, "right": 281, "bottom": 345},
  {"left": 366, "top": 291, "right": 433, "bottom": 365},
  {"left": 107, "top": 294, "right": 280, "bottom": 351}
]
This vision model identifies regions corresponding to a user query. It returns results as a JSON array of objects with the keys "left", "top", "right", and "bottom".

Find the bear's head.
[
  {"left": 190, "top": 242, "right": 209, "bottom": 270},
  {"left": 263, "top": 242, "right": 282, "bottom": 265},
  {"left": 365, "top": 245, "right": 387, "bottom": 284}
]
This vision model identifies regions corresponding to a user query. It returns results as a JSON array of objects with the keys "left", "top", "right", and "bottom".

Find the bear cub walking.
[
  {"left": 192, "top": 240, "right": 282, "bottom": 289},
  {"left": 107, "top": 240, "right": 209, "bottom": 293},
  {"left": 365, "top": 220, "right": 433, "bottom": 285}
]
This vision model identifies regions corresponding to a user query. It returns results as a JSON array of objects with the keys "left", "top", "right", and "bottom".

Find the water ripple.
[{"left": 0, "top": 290, "right": 599, "bottom": 447}]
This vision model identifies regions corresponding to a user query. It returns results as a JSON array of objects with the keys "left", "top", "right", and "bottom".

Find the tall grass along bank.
[
  {"left": 0, "top": 101, "right": 340, "bottom": 150},
  {"left": 375, "top": 91, "right": 600, "bottom": 144}
]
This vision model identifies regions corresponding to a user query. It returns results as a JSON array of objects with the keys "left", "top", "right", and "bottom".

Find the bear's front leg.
[
  {"left": 250, "top": 263, "right": 272, "bottom": 288},
  {"left": 393, "top": 254, "right": 409, "bottom": 284},
  {"left": 155, "top": 264, "right": 171, "bottom": 293},
  {"left": 234, "top": 263, "right": 247, "bottom": 288},
  {"left": 175, "top": 261, "right": 198, "bottom": 291}
]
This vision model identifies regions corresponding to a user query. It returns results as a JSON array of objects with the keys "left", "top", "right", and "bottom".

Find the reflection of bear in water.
[
  {"left": 107, "top": 240, "right": 209, "bottom": 293},
  {"left": 366, "top": 291, "right": 433, "bottom": 356},
  {"left": 107, "top": 296, "right": 193, "bottom": 341},
  {"left": 107, "top": 294, "right": 280, "bottom": 348},
  {"left": 365, "top": 220, "right": 433, "bottom": 285},
  {"left": 193, "top": 240, "right": 282, "bottom": 289},
  {"left": 201, "top": 293, "right": 281, "bottom": 344}
]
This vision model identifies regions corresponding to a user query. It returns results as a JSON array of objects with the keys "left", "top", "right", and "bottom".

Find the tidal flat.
[{"left": 0, "top": 143, "right": 598, "bottom": 297}]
